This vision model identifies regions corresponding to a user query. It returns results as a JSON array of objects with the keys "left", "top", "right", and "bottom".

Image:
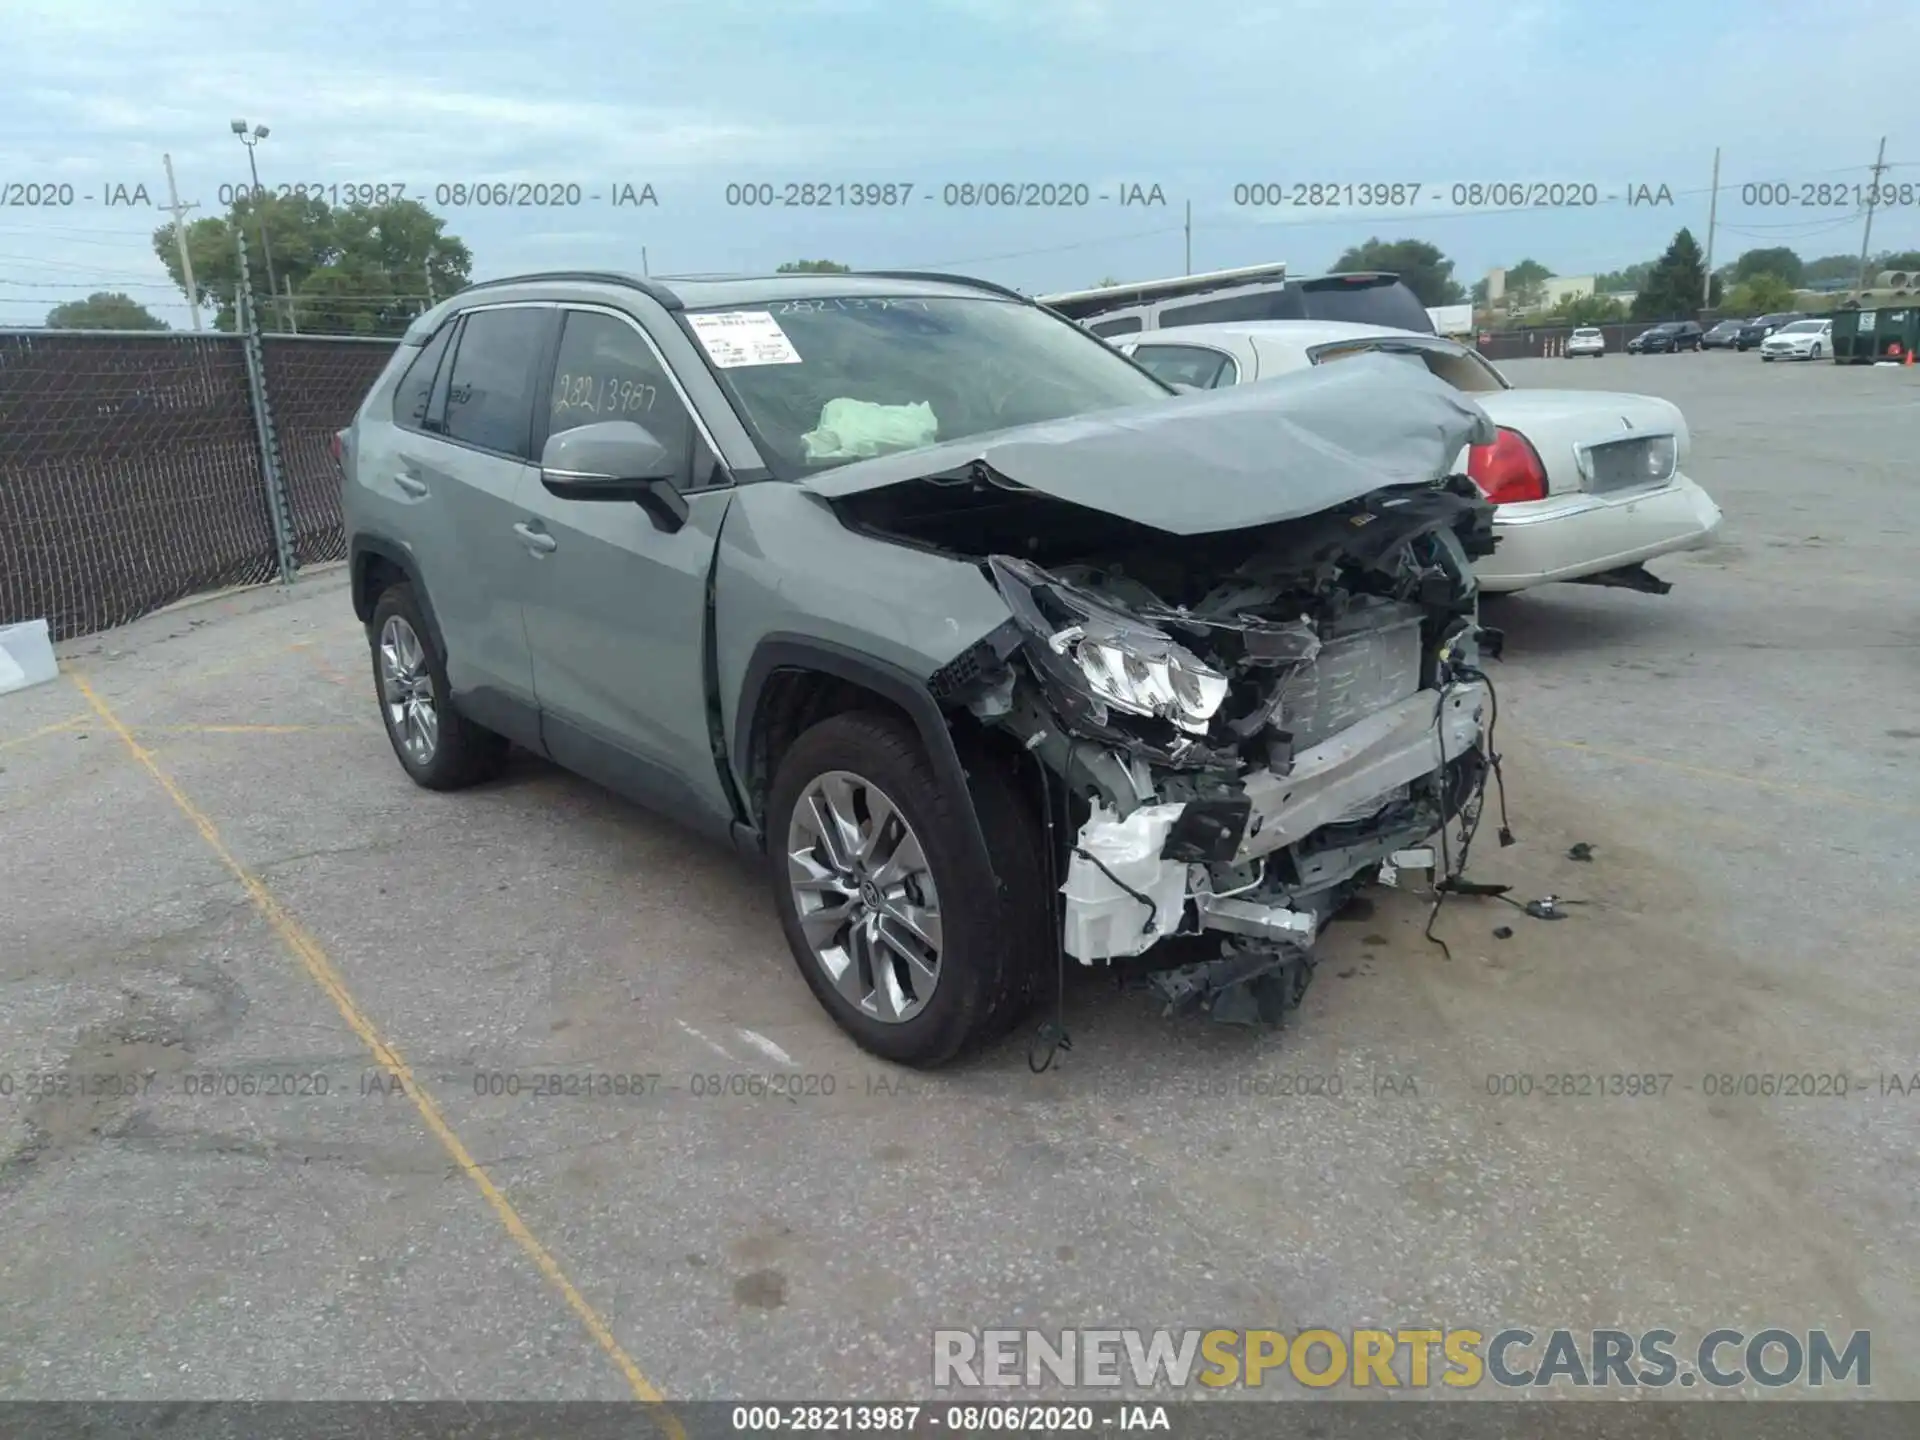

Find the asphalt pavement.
[{"left": 1, "top": 350, "right": 1915, "bottom": 1404}]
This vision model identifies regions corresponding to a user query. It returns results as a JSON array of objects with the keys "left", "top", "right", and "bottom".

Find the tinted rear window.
[
  {"left": 442, "top": 307, "right": 550, "bottom": 458},
  {"left": 1105, "top": 276, "right": 1436, "bottom": 334},
  {"left": 1157, "top": 290, "right": 1302, "bottom": 328},
  {"left": 392, "top": 321, "right": 455, "bottom": 431},
  {"left": 1293, "top": 278, "right": 1436, "bottom": 333}
]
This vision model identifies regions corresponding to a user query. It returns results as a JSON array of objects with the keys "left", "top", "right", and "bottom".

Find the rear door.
[
  {"left": 516, "top": 305, "right": 740, "bottom": 830},
  {"left": 389, "top": 303, "right": 552, "bottom": 738}
]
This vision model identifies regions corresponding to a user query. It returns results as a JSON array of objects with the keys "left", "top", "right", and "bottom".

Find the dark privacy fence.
[{"left": 0, "top": 330, "right": 399, "bottom": 640}]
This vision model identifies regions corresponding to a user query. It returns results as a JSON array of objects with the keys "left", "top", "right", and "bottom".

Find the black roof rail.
[
  {"left": 453, "top": 271, "right": 685, "bottom": 310},
  {"left": 856, "top": 270, "right": 1033, "bottom": 303}
]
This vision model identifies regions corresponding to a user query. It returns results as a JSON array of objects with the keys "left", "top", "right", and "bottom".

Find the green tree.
[
  {"left": 1328, "top": 238, "right": 1466, "bottom": 305},
  {"left": 1724, "top": 273, "right": 1799, "bottom": 314},
  {"left": 775, "top": 259, "right": 851, "bottom": 273},
  {"left": 1503, "top": 258, "right": 1553, "bottom": 309},
  {"left": 1552, "top": 293, "right": 1627, "bottom": 325},
  {"left": 45, "top": 291, "right": 169, "bottom": 330},
  {"left": 1732, "top": 246, "right": 1803, "bottom": 286},
  {"left": 1802, "top": 253, "right": 1861, "bottom": 285},
  {"left": 1631, "top": 228, "right": 1707, "bottom": 320},
  {"left": 1594, "top": 260, "right": 1655, "bottom": 294},
  {"left": 1470, "top": 276, "right": 1489, "bottom": 305},
  {"left": 1875, "top": 250, "right": 1920, "bottom": 273},
  {"left": 1090, "top": 275, "right": 1123, "bottom": 287},
  {"left": 153, "top": 193, "right": 471, "bottom": 335}
]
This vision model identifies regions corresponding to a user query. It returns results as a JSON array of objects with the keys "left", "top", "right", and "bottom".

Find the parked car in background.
[
  {"left": 1121, "top": 320, "right": 1723, "bottom": 597},
  {"left": 1565, "top": 327, "right": 1606, "bottom": 358},
  {"left": 1702, "top": 319, "right": 1746, "bottom": 349},
  {"left": 1759, "top": 317, "right": 1832, "bottom": 361},
  {"left": 1627, "top": 321, "right": 1704, "bottom": 354},
  {"left": 337, "top": 269, "right": 1505, "bottom": 1062},
  {"left": 1734, "top": 312, "right": 1805, "bottom": 350}
]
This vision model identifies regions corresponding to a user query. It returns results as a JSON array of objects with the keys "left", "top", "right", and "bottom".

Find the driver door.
[{"left": 515, "top": 306, "right": 740, "bottom": 834}]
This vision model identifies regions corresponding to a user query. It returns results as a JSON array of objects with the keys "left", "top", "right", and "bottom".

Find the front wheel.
[
  {"left": 767, "top": 712, "right": 1050, "bottom": 1067},
  {"left": 1810, "top": 343, "right": 1823, "bottom": 360}
]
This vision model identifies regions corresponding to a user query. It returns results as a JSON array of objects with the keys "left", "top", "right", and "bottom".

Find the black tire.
[
  {"left": 767, "top": 711, "right": 1050, "bottom": 1068},
  {"left": 366, "top": 582, "right": 509, "bottom": 790},
  {"left": 1811, "top": 343, "right": 1823, "bottom": 360}
]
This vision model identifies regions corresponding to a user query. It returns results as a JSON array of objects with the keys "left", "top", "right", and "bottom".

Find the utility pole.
[
  {"left": 1701, "top": 147, "right": 1720, "bottom": 310},
  {"left": 641, "top": 246, "right": 650, "bottom": 277},
  {"left": 283, "top": 275, "right": 298, "bottom": 334},
  {"left": 1856, "top": 136, "right": 1889, "bottom": 293},
  {"left": 1184, "top": 200, "right": 1192, "bottom": 275},
  {"left": 161, "top": 154, "right": 203, "bottom": 330}
]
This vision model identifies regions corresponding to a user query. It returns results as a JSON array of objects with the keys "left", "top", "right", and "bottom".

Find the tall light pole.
[{"left": 230, "top": 119, "right": 282, "bottom": 329}]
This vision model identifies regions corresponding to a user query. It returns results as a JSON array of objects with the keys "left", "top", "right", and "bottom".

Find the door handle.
[
  {"left": 393, "top": 473, "right": 429, "bottom": 498},
  {"left": 514, "top": 522, "right": 557, "bottom": 554}
]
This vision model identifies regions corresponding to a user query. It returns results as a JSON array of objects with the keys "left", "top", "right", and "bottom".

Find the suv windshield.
[{"left": 687, "top": 296, "right": 1172, "bottom": 476}]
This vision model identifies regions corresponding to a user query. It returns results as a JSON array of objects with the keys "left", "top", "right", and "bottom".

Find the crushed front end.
[
  {"left": 926, "top": 476, "right": 1503, "bottom": 1027},
  {"left": 815, "top": 353, "right": 1509, "bottom": 1031}
]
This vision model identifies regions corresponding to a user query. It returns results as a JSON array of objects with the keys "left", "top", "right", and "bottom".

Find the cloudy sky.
[{"left": 4, "top": 0, "right": 1918, "bottom": 325}]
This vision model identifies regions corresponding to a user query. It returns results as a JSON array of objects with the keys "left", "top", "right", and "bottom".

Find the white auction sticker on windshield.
[{"left": 686, "top": 311, "right": 803, "bottom": 367}]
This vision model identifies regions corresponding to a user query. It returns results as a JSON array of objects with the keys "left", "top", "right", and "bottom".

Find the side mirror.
[{"left": 540, "top": 420, "right": 689, "bottom": 534}]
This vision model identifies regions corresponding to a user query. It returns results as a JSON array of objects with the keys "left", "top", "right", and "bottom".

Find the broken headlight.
[
  {"left": 988, "top": 555, "right": 1228, "bottom": 736},
  {"left": 1048, "top": 623, "right": 1227, "bottom": 734}
]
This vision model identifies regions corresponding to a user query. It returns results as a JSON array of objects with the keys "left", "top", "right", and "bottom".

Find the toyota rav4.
[{"left": 338, "top": 270, "right": 1504, "bottom": 1067}]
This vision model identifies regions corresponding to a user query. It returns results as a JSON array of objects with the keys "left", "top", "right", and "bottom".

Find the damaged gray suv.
[{"left": 338, "top": 269, "right": 1504, "bottom": 1067}]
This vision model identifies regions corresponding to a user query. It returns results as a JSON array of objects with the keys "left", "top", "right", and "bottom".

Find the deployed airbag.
[{"left": 802, "top": 398, "right": 939, "bottom": 461}]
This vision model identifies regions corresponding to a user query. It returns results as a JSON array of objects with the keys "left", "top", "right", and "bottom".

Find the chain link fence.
[
  {"left": 260, "top": 336, "right": 399, "bottom": 568},
  {"left": 0, "top": 327, "right": 399, "bottom": 641}
]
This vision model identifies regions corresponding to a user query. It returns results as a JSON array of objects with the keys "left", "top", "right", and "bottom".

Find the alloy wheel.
[
  {"left": 378, "top": 615, "right": 438, "bottom": 766},
  {"left": 786, "top": 770, "right": 943, "bottom": 1024}
]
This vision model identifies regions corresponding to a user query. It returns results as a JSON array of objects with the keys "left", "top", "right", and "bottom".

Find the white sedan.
[
  {"left": 1119, "top": 320, "right": 1723, "bottom": 594},
  {"left": 1759, "top": 318, "right": 1832, "bottom": 362}
]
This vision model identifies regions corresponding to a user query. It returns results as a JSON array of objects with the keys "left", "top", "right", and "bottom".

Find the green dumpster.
[{"left": 1833, "top": 306, "right": 1916, "bottom": 364}]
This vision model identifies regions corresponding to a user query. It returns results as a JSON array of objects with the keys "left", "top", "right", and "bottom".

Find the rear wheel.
[
  {"left": 767, "top": 711, "right": 1049, "bottom": 1067},
  {"left": 367, "top": 584, "right": 509, "bottom": 790}
]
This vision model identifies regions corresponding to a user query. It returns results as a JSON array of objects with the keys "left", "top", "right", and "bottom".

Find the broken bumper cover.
[{"left": 1060, "top": 679, "right": 1490, "bottom": 965}]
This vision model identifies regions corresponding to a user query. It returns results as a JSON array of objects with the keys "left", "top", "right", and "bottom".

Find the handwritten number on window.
[{"left": 552, "top": 372, "right": 657, "bottom": 417}]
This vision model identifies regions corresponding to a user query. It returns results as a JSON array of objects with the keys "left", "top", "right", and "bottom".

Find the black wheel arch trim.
[
  {"left": 350, "top": 534, "right": 448, "bottom": 659},
  {"left": 735, "top": 634, "right": 1002, "bottom": 896}
]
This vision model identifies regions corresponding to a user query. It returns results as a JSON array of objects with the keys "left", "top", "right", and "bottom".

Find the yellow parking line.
[
  {"left": 69, "top": 671, "right": 683, "bottom": 1434},
  {"left": 0, "top": 712, "right": 88, "bottom": 752},
  {"left": 1533, "top": 736, "right": 1920, "bottom": 818},
  {"left": 144, "top": 723, "right": 362, "bottom": 735}
]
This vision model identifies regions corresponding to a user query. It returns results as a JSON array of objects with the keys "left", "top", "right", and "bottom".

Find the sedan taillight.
[{"left": 1466, "top": 427, "right": 1549, "bottom": 505}]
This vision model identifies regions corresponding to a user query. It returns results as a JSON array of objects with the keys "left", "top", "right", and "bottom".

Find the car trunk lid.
[{"left": 1465, "top": 390, "right": 1685, "bottom": 497}]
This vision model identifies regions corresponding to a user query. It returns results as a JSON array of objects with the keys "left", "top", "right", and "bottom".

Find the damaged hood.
[{"left": 803, "top": 352, "right": 1497, "bottom": 536}]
